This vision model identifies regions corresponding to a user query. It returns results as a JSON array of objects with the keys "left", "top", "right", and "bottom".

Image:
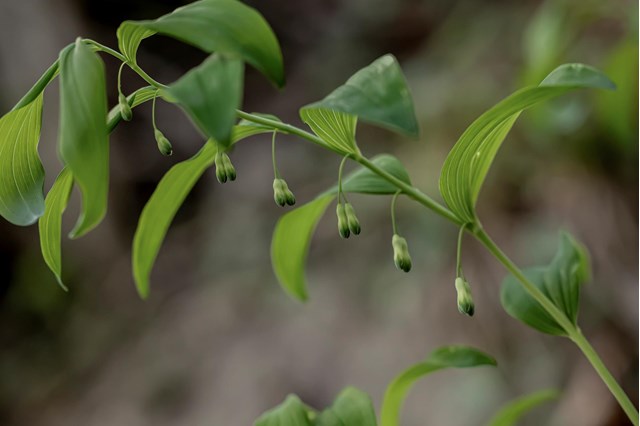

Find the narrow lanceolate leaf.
[
  {"left": 38, "top": 167, "right": 73, "bottom": 289},
  {"left": 0, "top": 94, "right": 45, "bottom": 226},
  {"left": 380, "top": 346, "right": 496, "bottom": 426},
  {"left": 12, "top": 58, "right": 61, "bottom": 111},
  {"left": 58, "top": 39, "right": 110, "bottom": 238},
  {"left": 254, "top": 395, "right": 314, "bottom": 426},
  {"left": 316, "top": 387, "right": 377, "bottom": 426},
  {"left": 501, "top": 232, "right": 590, "bottom": 336},
  {"left": 301, "top": 54, "right": 419, "bottom": 137},
  {"left": 439, "top": 63, "right": 615, "bottom": 224},
  {"left": 271, "top": 195, "right": 334, "bottom": 301},
  {"left": 117, "top": 0, "right": 284, "bottom": 86},
  {"left": 163, "top": 55, "right": 244, "bottom": 146},
  {"left": 488, "top": 389, "right": 559, "bottom": 426},
  {"left": 271, "top": 155, "right": 412, "bottom": 301},
  {"left": 299, "top": 108, "right": 358, "bottom": 155},
  {"left": 133, "top": 143, "right": 217, "bottom": 298}
]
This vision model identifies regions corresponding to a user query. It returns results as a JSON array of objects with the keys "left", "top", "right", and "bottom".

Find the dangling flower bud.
[
  {"left": 392, "top": 234, "right": 412, "bottom": 272},
  {"left": 154, "top": 129, "right": 173, "bottom": 156},
  {"left": 283, "top": 185, "right": 295, "bottom": 206},
  {"left": 455, "top": 277, "right": 475, "bottom": 316},
  {"left": 220, "top": 153, "right": 236, "bottom": 181},
  {"left": 118, "top": 93, "right": 133, "bottom": 122},
  {"left": 336, "top": 203, "right": 350, "bottom": 238},
  {"left": 215, "top": 152, "right": 228, "bottom": 183},
  {"left": 344, "top": 203, "right": 361, "bottom": 235},
  {"left": 273, "top": 179, "right": 287, "bottom": 206}
]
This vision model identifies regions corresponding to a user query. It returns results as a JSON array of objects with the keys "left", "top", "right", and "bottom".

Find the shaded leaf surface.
[
  {"left": 254, "top": 395, "right": 313, "bottom": 426},
  {"left": 0, "top": 94, "right": 45, "bottom": 226},
  {"left": 316, "top": 387, "right": 377, "bottom": 426},
  {"left": 299, "top": 108, "right": 358, "bottom": 155},
  {"left": 488, "top": 389, "right": 559, "bottom": 426},
  {"left": 501, "top": 232, "right": 590, "bottom": 335}
]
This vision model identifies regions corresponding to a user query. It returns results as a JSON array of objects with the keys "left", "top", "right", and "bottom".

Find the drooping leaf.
[
  {"left": 488, "top": 389, "right": 559, "bottom": 426},
  {"left": 380, "top": 345, "right": 496, "bottom": 426},
  {"left": 163, "top": 54, "right": 244, "bottom": 146},
  {"left": 299, "top": 108, "right": 359, "bottom": 155},
  {"left": 500, "top": 232, "right": 590, "bottom": 336},
  {"left": 301, "top": 54, "right": 419, "bottom": 137},
  {"left": 271, "top": 155, "right": 411, "bottom": 301},
  {"left": 254, "top": 395, "right": 314, "bottom": 426},
  {"left": 58, "top": 39, "right": 110, "bottom": 238},
  {"left": 12, "top": 59, "right": 61, "bottom": 111},
  {"left": 117, "top": 0, "right": 284, "bottom": 86},
  {"left": 271, "top": 195, "right": 334, "bottom": 301},
  {"left": 316, "top": 387, "right": 377, "bottom": 426},
  {"left": 132, "top": 143, "right": 217, "bottom": 298},
  {"left": 439, "top": 63, "right": 615, "bottom": 224},
  {"left": 38, "top": 167, "right": 73, "bottom": 289},
  {"left": 0, "top": 94, "right": 45, "bottom": 226}
]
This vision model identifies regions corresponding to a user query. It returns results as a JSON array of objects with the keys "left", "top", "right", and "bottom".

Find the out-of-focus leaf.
[
  {"left": 0, "top": 94, "right": 45, "bottom": 226},
  {"left": 163, "top": 54, "right": 243, "bottom": 146},
  {"left": 301, "top": 54, "right": 418, "bottom": 137},
  {"left": 58, "top": 39, "right": 109, "bottom": 238},
  {"left": 117, "top": 0, "right": 284, "bottom": 86},
  {"left": 271, "top": 195, "right": 334, "bottom": 301},
  {"left": 316, "top": 387, "right": 377, "bottom": 426},
  {"left": 380, "top": 345, "right": 496, "bottom": 426},
  {"left": 132, "top": 143, "right": 217, "bottom": 298},
  {"left": 501, "top": 232, "right": 590, "bottom": 336},
  {"left": 299, "top": 108, "right": 358, "bottom": 155},
  {"left": 439, "top": 63, "right": 615, "bottom": 224},
  {"left": 488, "top": 389, "right": 560, "bottom": 426},
  {"left": 38, "top": 167, "right": 73, "bottom": 289},
  {"left": 254, "top": 395, "right": 314, "bottom": 426},
  {"left": 271, "top": 155, "right": 411, "bottom": 301}
]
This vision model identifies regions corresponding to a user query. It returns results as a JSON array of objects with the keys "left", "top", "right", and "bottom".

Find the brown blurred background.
[{"left": 0, "top": 0, "right": 637, "bottom": 425}]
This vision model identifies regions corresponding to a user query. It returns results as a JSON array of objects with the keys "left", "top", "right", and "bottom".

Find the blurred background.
[{"left": 0, "top": 0, "right": 637, "bottom": 424}]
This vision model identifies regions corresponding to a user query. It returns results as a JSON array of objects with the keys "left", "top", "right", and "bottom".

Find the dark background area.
[{"left": 0, "top": 0, "right": 637, "bottom": 424}]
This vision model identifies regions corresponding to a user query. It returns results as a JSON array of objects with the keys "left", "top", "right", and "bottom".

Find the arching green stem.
[{"left": 390, "top": 190, "right": 401, "bottom": 235}]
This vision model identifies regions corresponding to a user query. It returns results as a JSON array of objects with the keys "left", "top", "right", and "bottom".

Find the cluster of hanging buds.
[
  {"left": 214, "top": 151, "right": 236, "bottom": 183},
  {"left": 273, "top": 178, "right": 296, "bottom": 206},
  {"left": 118, "top": 93, "right": 133, "bottom": 122},
  {"left": 154, "top": 129, "right": 173, "bottom": 156},
  {"left": 336, "top": 201, "right": 360, "bottom": 238}
]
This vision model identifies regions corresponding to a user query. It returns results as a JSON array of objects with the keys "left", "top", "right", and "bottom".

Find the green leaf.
[
  {"left": 0, "top": 94, "right": 45, "bottom": 226},
  {"left": 233, "top": 113, "right": 282, "bottom": 141},
  {"left": 38, "top": 167, "right": 73, "bottom": 289},
  {"left": 271, "top": 195, "right": 334, "bottom": 301},
  {"left": 488, "top": 389, "right": 559, "bottom": 426},
  {"left": 299, "top": 108, "right": 359, "bottom": 155},
  {"left": 163, "top": 54, "right": 244, "bottom": 146},
  {"left": 301, "top": 54, "right": 418, "bottom": 137},
  {"left": 439, "top": 63, "right": 615, "bottom": 224},
  {"left": 133, "top": 143, "right": 217, "bottom": 298},
  {"left": 380, "top": 345, "right": 496, "bottom": 426},
  {"left": 58, "top": 39, "right": 109, "bottom": 238},
  {"left": 12, "top": 59, "right": 61, "bottom": 111},
  {"left": 316, "top": 387, "right": 377, "bottom": 426},
  {"left": 271, "top": 155, "right": 411, "bottom": 301},
  {"left": 500, "top": 232, "right": 590, "bottom": 336},
  {"left": 117, "top": 0, "right": 284, "bottom": 86},
  {"left": 254, "top": 395, "right": 314, "bottom": 426}
]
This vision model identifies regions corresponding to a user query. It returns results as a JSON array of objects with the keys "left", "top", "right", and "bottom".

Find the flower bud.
[
  {"left": 220, "top": 153, "right": 236, "bottom": 181},
  {"left": 154, "top": 129, "right": 173, "bottom": 156},
  {"left": 392, "top": 234, "right": 411, "bottom": 272},
  {"left": 455, "top": 277, "right": 475, "bottom": 316},
  {"left": 336, "top": 203, "right": 350, "bottom": 238},
  {"left": 344, "top": 203, "right": 361, "bottom": 235},
  {"left": 273, "top": 179, "right": 287, "bottom": 206},
  {"left": 215, "top": 152, "right": 228, "bottom": 183},
  {"left": 118, "top": 93, "right": 133, "bottom": 121},
  {"left": 284, "top": 187, "right": 296, "bottom": 206}
]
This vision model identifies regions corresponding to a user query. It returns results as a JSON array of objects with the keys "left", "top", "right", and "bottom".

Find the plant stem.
[
  {"left": 271, "top": 130, "right": 280, "bottom": 178},
  {"left": 456, "top": 224, "right": 467, "bottom": 277},
  {"left": 390, "top": 190, "right": 401, "bottom": 235},
  {"left": 337, "top": 155, "right": 350, "bottom": 203},
  {"left": 235, "top": 110, "right": 638, "bottom": 423}
]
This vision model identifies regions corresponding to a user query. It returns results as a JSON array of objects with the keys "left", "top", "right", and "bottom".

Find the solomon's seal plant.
[{"left": 0, "top": 0, "right": 635, "bottom": 424}]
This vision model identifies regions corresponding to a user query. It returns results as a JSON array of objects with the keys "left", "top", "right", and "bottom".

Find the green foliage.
[
  {"left": 254, "top": 395, "right": 314, "bottom": 426},
  {"left": 38, "top": 168, "right": 73, "bottom": 289},
  {"left": 163, "top": 54, "right": 244, "bottom": 146},
  {"left": 0, "top": 93, "right": 45, "bottom": 226},
  {"left": 315, "top": 388, "right": 377, "bottom": 426},
  {"left": 439, "top": 63, "right": 615, "bottom": 224},
  {"left": 271, "top": 155, "right": 411, "bottom": 301},
  {"left": 300, "top": 109, "right": 359, "bottom": 155},
  {"left": 58, "top": 39, "right": 109, "bottom": 238},
  {"left": 301, "top": 55, "right": 419, "bottom": 139},
  {"left": 488, "top": 389, "right": 559, "bottom": 426},
  {"left": 117, "top": 0, "right": 284, "bottom": 86},
  {"left": 501, "top": 232, "right": 590, "bottom": 336},
  {"left": 380, "top": 345, "right": 496, "bottom": 426}
]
